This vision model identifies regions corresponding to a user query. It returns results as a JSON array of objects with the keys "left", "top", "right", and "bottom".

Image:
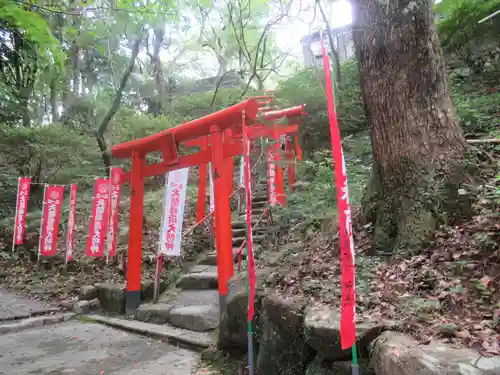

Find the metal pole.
[{"left": 478, "top": 9, "right": 500, "bottom": 23}]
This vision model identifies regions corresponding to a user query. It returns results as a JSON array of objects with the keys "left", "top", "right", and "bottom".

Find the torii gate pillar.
[
  {"left": 210, "top": 126, "right": 234, "bottom": 313},
  {"left": 126, "top": 151, "right": 145, "bottom": 312}
]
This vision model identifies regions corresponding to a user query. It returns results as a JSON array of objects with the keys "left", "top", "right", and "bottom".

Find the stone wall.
[{"left": 218, "top": 275, "right": 500, "bottom": 375}]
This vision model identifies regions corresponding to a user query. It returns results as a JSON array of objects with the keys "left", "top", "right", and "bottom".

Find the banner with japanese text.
[
  {"left": 322, "top": 39, "right": 356, "bottom": 350},
  {"left": 208, "top": 163, "right": 215, "bottom": 213},
  {"left": 106, "top": 167, "right": 122, "bottom": 257},
  {"left": 86, "top": 178, "right": 110, "bottom": 257},
  {"left": 243, "top": 129, "right": 256, "bottom": 321},
  {"left": 267, "top": 151, "right": 277, "bottom": 206},
  {"left": 159, "top": 168, "right": 189, "bottom": 257},
  {"left": 65, "top": 184, "right": 78, "bottom": 262},
  {"left": 239, "top": 156, "right": 245, "bottom": 188},
  {"left": 13, "top": 177, "right": 31, "bottom": 245},
  {"left": 39, "top": 185, "right": 64, "bottom": 257}
]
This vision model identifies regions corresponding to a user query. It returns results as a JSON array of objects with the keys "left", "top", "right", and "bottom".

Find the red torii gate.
[
  {"left": 192, "top": 104, "right": 306, "bottom": 221},
  {"left": 112, "top": 99, "right": 306, "bottom": 312}
]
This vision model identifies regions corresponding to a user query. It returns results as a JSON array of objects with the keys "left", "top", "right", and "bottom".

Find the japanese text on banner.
[
  {"left": 267, "top": 152, "right": 277, "bottom": 206},
  {"left": 321, "top": 39, "right": 356, "bottom": 350},
  {"left": 14, "top": 177, "right": 31, "bottom": 245},
  {"left": 65, "top": 184, "right": 78, "bottom": 262},
  {"left": 106, "top": 168, "right": 122, "bottom": 257},
  {"left": 86, "top": 178, "right": 110, "bottom": 257},
  {"left": 159, "top": 168, "right": 189, "bottom": 257},
  {"left": 208, "top": 163, "right": 215, "bottom": 213},
  {"left": 40, "top": 185, "right": 64, "bottom": 257}
]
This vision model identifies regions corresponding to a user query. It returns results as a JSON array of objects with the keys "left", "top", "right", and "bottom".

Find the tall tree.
[{"left": 352, "top": 0, "right": 469, "bottom": 254}]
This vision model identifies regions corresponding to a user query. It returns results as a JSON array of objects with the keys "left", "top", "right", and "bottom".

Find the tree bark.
[{"left": 352, "top": 0, "right": 469, "bottom": 255}]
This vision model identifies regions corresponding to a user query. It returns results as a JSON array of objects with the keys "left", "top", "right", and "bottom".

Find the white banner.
[
  {"left": 208, "top": 163, "right": 215, "bottom": 213},
  {"left": 239, "top": 156, "right": 245, "bottom": 188},
  {"left": 159, "top": 168, "right": 189, "bottom": 257},
  {"left": 267, "top": 152, "right": 277, "bottom": 206}
]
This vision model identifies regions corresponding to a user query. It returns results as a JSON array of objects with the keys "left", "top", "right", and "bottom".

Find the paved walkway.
[
  {"left": 0, "top": 321, "right": 199, "bottom": 375},
  {"left": 0, "top": 287, "right": 203, "bottom": 375},
  {"left": 0, "top": 288, "right": 56, "bottom": 320}
]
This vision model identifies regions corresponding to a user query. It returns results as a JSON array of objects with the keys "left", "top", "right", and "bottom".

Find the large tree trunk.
[{"left": 352, "top": 0, "right": 469, "bottom": 255}]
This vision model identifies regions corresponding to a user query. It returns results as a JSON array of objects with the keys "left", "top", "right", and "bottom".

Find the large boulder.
[
  {"left": 95, "top": 283, "right": 125, "bottom": 314},
  {"left": 371, "top": 331, "right": 500, "bottom": 375},
  {"left": 306, "top": 356, "right": 374, "bottom": 375},
  {"left": 256, "top": 294, "right": 314, "bottom": 375},
  {"left": 79, "top": 285, "right": 98, "bottom": 301},
  {"left": 304, "top": 304, "right": 399, "bottom": 361},
  {"left": 218, "top": 269, "right": 270, "bottom": 354}
]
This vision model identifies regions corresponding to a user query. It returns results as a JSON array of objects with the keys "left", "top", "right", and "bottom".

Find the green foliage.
[
  {"left": 0, "top": 1, "right": 64, "bottom": 65},
  {"left": 449, "top": 70, "right": 500, "bottom": 135},
  {"left": 436, "top": 0, "right": 500, "bottom": 77},
  {"left": 275, "top": 60, "right": 367, "bottom": 152},
  {"left": 276, "top": 135, "right": 372, "bottom": 227},
  {"left": 167, "top": 88, "right": 247, "bottom": 121}
]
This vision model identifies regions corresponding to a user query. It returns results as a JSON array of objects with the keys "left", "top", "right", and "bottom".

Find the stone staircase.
[{"left": 133, "top": 184, "right": 269, "bottom": 340}]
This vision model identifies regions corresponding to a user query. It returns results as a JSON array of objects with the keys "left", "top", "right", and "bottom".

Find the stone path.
[
  {"left": 134, "top": 190, "right": 269, "bottom": 336},
  {"left": 0, "top": 320, "right": 199, "bottom": 375},
  {"left": 0, "top": 288, "right": 58, "bottom": 321}
]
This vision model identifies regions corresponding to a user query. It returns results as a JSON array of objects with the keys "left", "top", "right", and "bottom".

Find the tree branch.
[{"left": 316, "top": 0, "right": 342, "bottom": 85}]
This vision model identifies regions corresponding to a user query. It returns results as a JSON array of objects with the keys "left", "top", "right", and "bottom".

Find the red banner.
[
  {"left": 322, "top": 40, "right": 356, "bottom": 349},
  {"left": 39, "top": 185, "right": 64, "bottom": 257},
  {"left": 65, "top": 184, "right": 78, "bottom": 262},
  {"left": 86, "top": 178, "right": 110, "bottom": 257},
  {"left": 106, "top": 168, "right": 122, "bottom": 257},
  {"left": 13, "top": 177, "right": 31, "bottom": 245}
]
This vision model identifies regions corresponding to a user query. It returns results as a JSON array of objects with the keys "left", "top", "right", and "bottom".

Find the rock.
[
  {"left": 89, "top": 298, "right": 100, "bottom": 310},
  {"left": 200, "top": 347, "right": 219, "bottom": 361},
  {"left": 198, "top": 253, "right": 217, "bottom": 266},
  {"left": 95, "top": 283, "right": 125, "bottom": 314},
  {"left": 141, "top": 280, "right": 155, "bottom": 301},
  {"left": 304, "top": 304, "right": 398, "bottom": 361},
  {"left": 58, "top": 299, "right": 75, "bottom": 311},
  {"left": 168, "top": 305, "right": 219, "bottom": 332},
  {"left": 371, "top": 331, "right": 500, "bottom": 375},
  {"left": 73, "top": 300, "right": 90, "bottom": 314},
  {"left": 218, "top": 270, "right": 270, "bottom": 354},
  {"left": 79, "top": 285, "right": 98, "bottom": 301},
  {"left": 256, "top": 294, "right": 314, "bottom": 375},
  {"left": 306, "top": 356, "right": 374, "bottom": 375},
  {"left": 177, "top": 270, "right": 218, "bottom": 290},
  {"left": 135, "top": 303, "right": 172, "bottom": 324}
]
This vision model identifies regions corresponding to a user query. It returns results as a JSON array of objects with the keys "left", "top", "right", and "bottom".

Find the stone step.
[
  {"left": 83, "top": 314, "right": 214, "bottom": 351},
  {"left": 232, "top": 235, "right": 265, "bottom": 246},
  {"left": 252, "top": 200, "right": 268, "bottom": 208},
  {"left": 253, "top": 195, "right": 268, "bottom": 203},
  {"left": 177, "top": 267, "right": 218, "bottom": 290},
  {"left": 168, "top": 305, "right": 219, "bottom": 332},
  {"left": 136, "top": 290, "right": 220, "bottom": 332},
  {"left": 232, "top": 220, "right": 258, "bottom": 229},
  {"left": 199, "top": 248, "right": 247, "bottom": 266},
  {"left": 232, "top": 228, "right": 247, "bottom": 237},
  {"left": 198, "top": 254, "right": 217, "bottom": 266}
]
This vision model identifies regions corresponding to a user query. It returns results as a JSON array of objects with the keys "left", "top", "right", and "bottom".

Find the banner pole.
[
  {"left": 37, "top": 184, "right": 47, "bottom": 270},
  {"left": 321, "top": 34, "right": 359, "bottom": 374},
  {"left": 11, "top": 177, "right": 21, "bottom": 253}
]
